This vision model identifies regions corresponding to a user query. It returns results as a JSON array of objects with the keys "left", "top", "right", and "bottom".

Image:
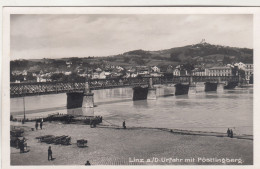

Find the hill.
[
  {"left": 11, "top": 42, "right": 253, "bottom": 72},
  {"left": 107, "top": 42, "right": 253, "bottom": 68}
]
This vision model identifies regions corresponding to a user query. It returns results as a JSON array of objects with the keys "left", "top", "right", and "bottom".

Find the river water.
[{"left": 11, "top": 85, "right": 253, "bottom": 135}]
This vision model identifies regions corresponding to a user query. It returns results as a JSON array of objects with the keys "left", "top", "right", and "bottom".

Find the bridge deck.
[{"left": 10, "top": 76, "right": 238, "bottom": 98}]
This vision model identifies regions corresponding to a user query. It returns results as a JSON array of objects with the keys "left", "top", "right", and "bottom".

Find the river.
[{"left": 11, "top": 85, "right": 253, "bottom": 135}]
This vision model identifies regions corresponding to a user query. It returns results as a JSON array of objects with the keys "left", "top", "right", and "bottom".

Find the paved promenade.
[{"left": 11, "top": 121, "right": 253, "bottom": 165}]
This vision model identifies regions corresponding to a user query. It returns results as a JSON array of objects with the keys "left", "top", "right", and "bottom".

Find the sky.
[{"left": 10, "top": 14, "right": 253, "bottom": 60}]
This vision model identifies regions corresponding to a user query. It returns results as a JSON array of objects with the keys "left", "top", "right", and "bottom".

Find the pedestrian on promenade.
[
  {"left": 48, "top": 146, "right": 53, "bottom": 161},
  {"left": 19, "top": 139, "right": 24, "bottom": 153},
  {"left": 35, "top": 121, "right": 38, "bottom": 130},
  {"left": 85, "top": 161, "right": 91, "bottom": 165},
  {"left": 227, "top": 128, "right": 230, "bottom": 137},
  {"left": 230, "top": 129, "right": 233, "bottom": 138},
  {"left": 40, "top": 121, "right": 43, "bottom": 130},
  {"left": 123, "top": 121, "right": 126, "bottom": 129},
  {"left": 90, "top": 119, "right": 93, "bottom": 128}
]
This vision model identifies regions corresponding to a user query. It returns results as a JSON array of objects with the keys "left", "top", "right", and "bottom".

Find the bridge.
[{"left": 10, "top": 76, "right": 239, "bottom": 98}]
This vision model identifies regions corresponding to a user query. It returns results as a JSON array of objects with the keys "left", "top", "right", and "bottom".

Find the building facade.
[
  {"left": 207, "top": 66, "right": 232, "bottom": 76},
  {"left": 244, "top": 64, "right": 253, "bottom": 83}
]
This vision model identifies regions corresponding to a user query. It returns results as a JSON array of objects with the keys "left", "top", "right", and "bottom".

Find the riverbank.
[{"left": 11, "top": 121, "right": 253, "bottom": 165}]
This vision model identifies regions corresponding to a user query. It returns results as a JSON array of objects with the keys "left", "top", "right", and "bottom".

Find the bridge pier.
[
  {"left": 147, "top": 88, "right": 156, "bottom": 100},
  {"left": 188, "top": 84, "right": 197, "bottom": 95},
  {"left": 175, "top": 83, "right": 190, "bottom": 95},
  {"left": 204, "top": 82, "right": 218, "bottom": 92},
  {"left": 195, "top": 82, "right": 205, "bottom": 93},
  {"left": 82, "top": 83, "right": 94, "bottom": 108},
  {"left": 66, "top": 82, "right": 95, "bottom": 116},
  {"left": 82, "top": 93, "right": 94, "bottom": 108},
  {"left": 217, "top": 83, "right": 225, "bottom": 93},
  {"left": 147, "top": 78, "right": 157, "bottom": 100}
]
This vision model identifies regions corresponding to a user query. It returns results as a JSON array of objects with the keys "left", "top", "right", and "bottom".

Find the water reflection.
[{"left": 133, "top": 100, "right": 149, "bottom": 108}]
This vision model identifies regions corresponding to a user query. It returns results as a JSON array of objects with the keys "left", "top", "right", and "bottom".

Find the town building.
[
  {"left": 244, "top": 63, "right": 253, "bottom": 83},
  {"left": 66, "top": 61, "right": 72, "bottom": 68},
  {"left": 166, "top": 65, "right": 174, "bottom": 73},
  {"left": 234, "top": 62, "right": 245, "bottom": 70},
  {"left": 192, "top": 69, "right": 207, "bottom": 76},
  {"left": 173, "top": 68, "right": 188, "bottom": 76},
  {"left": 136, "top": 66, "right": 149, "bottom": 75},
  {"left": 151, "top": 66, "right": 160, "bottom": 73},
  {"left": 207, "top": 66, "right": 232, "bottom": 76},
  {"left": 37, "top": 75, "right": 52, "bottom": 82},
  {"left": 65, "top": 71, "right": 72, "bottom": 75},
  {"left": 173, "top": 69, "right": 180, "bottom": 76},
  {"left": 150, "top": 72, "right": 162, "bottom": 77},
  {"left": 92, "top": 71, "right": 106, "bottom": 79}
]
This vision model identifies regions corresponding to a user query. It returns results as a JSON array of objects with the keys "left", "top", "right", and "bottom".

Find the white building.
[
  {"left": 92, "top": 71, "right": 106, "bottom": 79},
  {"left": 151, "top": 66, "right": 160, "bottom": 73},
  {"left": 116, "top": 66, "right": 124, "bottom": 72},
  {"left": 207, "top": 66, "right": 232, "bottom": 76},
  {"left": 173, "top": 69, "right": 180, "bottom": 76},
  {"left": 234, "top": 62, "right": 246, "bottom": 70},
  {"left": 192, "top": 70, "right": 207, "bottom": 76},
  {"left": 173, "top": 69, "right": 188, "bottom": 76},
  {"left": 65, "top": 71, "right": 72, "bottom": 75}
]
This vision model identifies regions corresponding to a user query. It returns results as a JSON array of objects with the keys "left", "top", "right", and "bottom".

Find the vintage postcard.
[{"left": 1, "top": 6, "right": 260, "bottom": 169}]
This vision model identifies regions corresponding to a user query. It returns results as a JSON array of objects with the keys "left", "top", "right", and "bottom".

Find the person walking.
[
  {"left": 40, "top": 121, "right": 43, "bottom": 130},
  {"left": 48, "top": 146, "right": 53, "bottom": 161},
  {"left": 35, "top": 121, "right": 38, "bottom": 130},
  {"left": 123, "top": 121, "right": 126, "bottom": 129},
  {"left": 19, "top": 139, "right": 24, "bottom": 153},
  {"left": 227, "top": 128, "right": 230, "bottom": 137},
  {"left": 230, "top": 129, "right": 233, "bottom": 138},
  {"left": 85, "top": 161, "right": 91, "bottom": 165}
]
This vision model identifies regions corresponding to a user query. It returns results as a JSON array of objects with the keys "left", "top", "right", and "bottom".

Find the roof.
[{"left": 209, "top": 67, "right": 231, "bottom": 70}]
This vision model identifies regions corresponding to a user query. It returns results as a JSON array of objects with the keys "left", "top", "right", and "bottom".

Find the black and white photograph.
[{"left": 1, "top": 6, "right": 259, "bottom": 167}]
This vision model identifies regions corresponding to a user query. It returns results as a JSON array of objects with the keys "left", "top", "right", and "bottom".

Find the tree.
[
  {"left": 50, "top": 73, "right": 65, "bottom": 81},
  {"left": 181, "top": 63, "right": 195, "bottom": 75},
  {"left": 232, "top": 66, "right": 238, "bottom": 76},
  {"left": 170, "top": 51, "right": 181, "bottom": 62},
  {"left": 124, "top": 57, "right": 131, "bottom": 63},
  {"left": 133, "top": 57, "right": 146, "bottom": 65},
  {"left": 26, "top": 73, "right": 36, "bottom": 81}
]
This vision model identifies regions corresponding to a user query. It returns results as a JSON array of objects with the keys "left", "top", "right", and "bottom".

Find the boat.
[{"left": 174, "top": 83, "right": 190, "bottom": 95}]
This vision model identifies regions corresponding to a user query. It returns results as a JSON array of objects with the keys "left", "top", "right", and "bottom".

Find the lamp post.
[{"left": 22, "top": 88, "right": 26, "bottom": 124}]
